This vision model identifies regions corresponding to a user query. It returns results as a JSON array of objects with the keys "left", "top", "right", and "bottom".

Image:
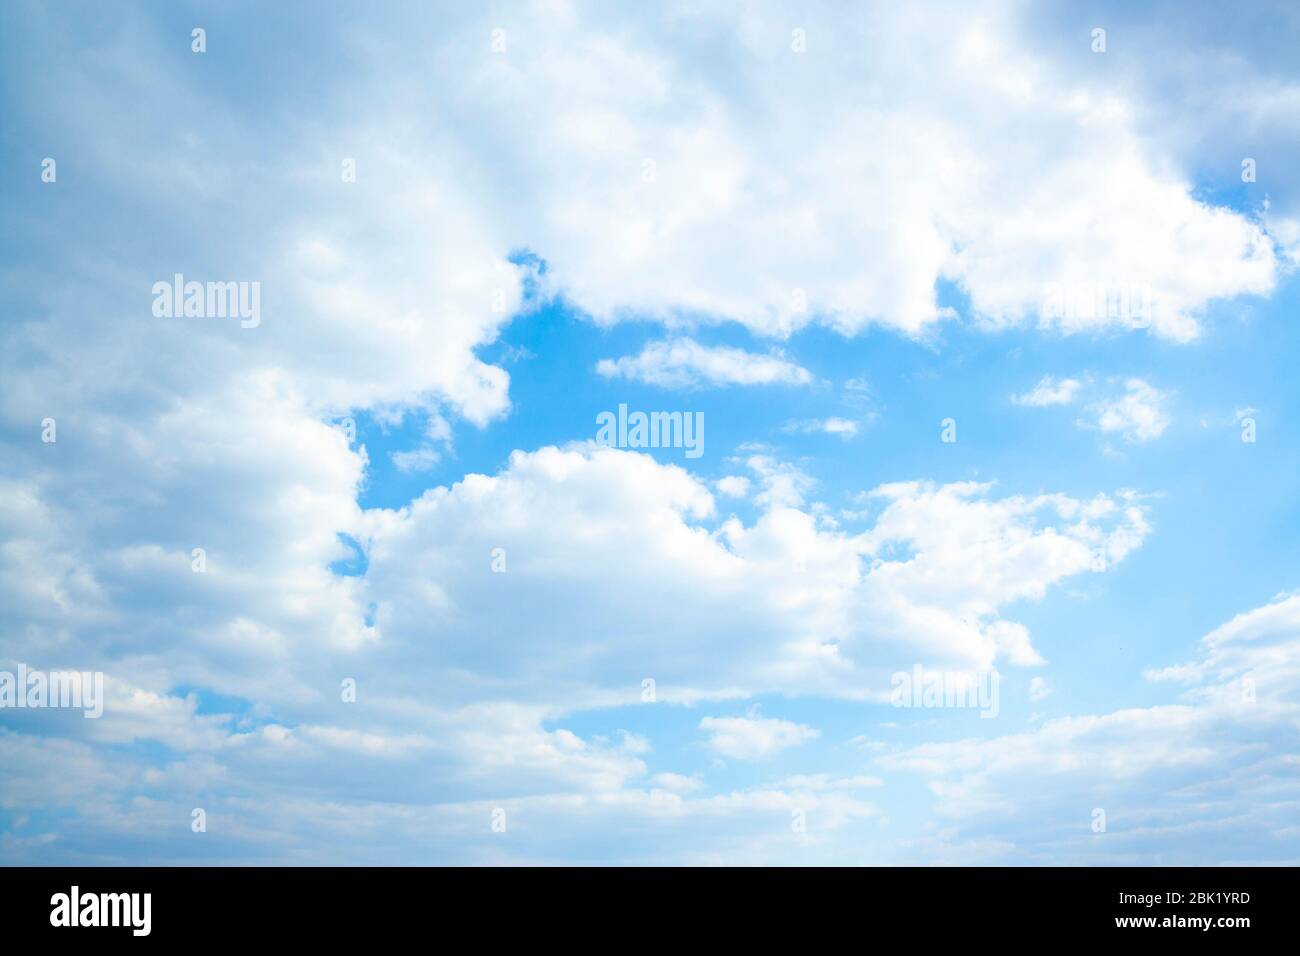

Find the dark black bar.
[{"left": 0, "top": 866, "right": 1288, "bottom": 942}]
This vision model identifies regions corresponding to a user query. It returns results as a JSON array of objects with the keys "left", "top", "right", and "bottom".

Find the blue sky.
[{"left": 2, "top": 0, "right": 1299, "bottom": 865}]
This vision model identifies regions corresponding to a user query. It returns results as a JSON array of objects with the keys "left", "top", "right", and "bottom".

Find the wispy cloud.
[
  {"left": 1012, "top": 375, "right": 1083, "bottom": 407},
  {"left": 783, "top": 416, "right": 860, "bottom": 438},
  {"left": 596, "top": 338, "right": 813, "bottom": 389}
]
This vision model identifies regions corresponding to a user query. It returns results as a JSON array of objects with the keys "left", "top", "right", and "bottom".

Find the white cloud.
[
  {"left": 596, "top": 338, "right": 813, "bottom": 388},
  {"left": 0, "top": 712, "right": 886, "bottom": 864},
  {"left": 391, "top": 414, "right": 453, "bottom": 473},
  {"left": 699, "top": 711, "right": 820, "bottom": 760},
  {"left": 774, "top": 773, "right": 884, "bottom": 792},
  {"left": 742, "top": 454, "right": 818, "bottom": 510},
  {"left": 347, "top": 447, "right": 1148, "bottom": 710},
  {"left": 1012, "top": 375, "right": 1083, "bottom": 407},
  {"left": 1028, "top": 676, "right": 1052, "bottom": 701},
  {"left": 1014, "top": 376, "right": 1171, "bottom": 442},
  {"left": 467, "top": 2, "right": 1275, "bottom": 340},
  {"left": 29, "top": 0, "right": 1263, "bottom": 362},
  {"left": 715, "top": 475, "right": 751, "bottom": 498},
  {"left": 1090, "top": 379, "right": 1171, "bottom": 442},
  {"left": 6, "top": 433, "right": 1148, "bottom": 858},
  {"left": 783, "top": 417, "right": 860, "bottom": 438},
  {"left": 0, "top": 0, "right": 1281, "bottom": 865},
  {"left": 881, "top": 592, "right": 1300, "bottom": 864},
  {"left": 391, "top": 447, "right": 440, "bottom": 473},
  {"left": 651, "top": 772, "right": 704, "bottom": 793}
]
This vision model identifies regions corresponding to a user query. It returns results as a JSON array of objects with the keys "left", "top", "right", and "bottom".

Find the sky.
[{"left": 1, "top": 0, "right": 1299, "bottom": 865}]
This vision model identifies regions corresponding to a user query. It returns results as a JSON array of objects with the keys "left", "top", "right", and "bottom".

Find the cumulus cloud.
[
  {"left": 700, "top": 711, "right": 820, "bottom": 760},
  {"left": 715, "top": 475, "right": 752, "bottom": 498},
  {"left": 3, "top": 0, "right": 1257, "bottom": 376},
  {"left": 1089, "top": 379, "right": 1171, "bottom": 442},
  {"left": 353, "top": 447, "right": 1148, "bottom": 709},
  {"left": 742, "top": 454, "right": 819, "bottom": 510},
  {"left": 0, "top": 0, "right": 1284, "bottom": 865},
  {"left": 470, "top": 1, "right": 1274, "bottom": 339},
  {"left": 596, "top": 338, "right": 813, "bottom": 388},
  {"left": 1012, "top": 375, "right": 1083, "bottom": 407},
  {"left": 1016, "top": 376, "right": 1171, "bottom": 443}
]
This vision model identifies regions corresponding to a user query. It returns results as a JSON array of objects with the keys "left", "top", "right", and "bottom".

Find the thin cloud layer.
[
  {"left": 596, "top": 338, "right": 814, "bottom": 388},
  {"left": 882, "top": 593, "right": 1300, "bottom": 864}
]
